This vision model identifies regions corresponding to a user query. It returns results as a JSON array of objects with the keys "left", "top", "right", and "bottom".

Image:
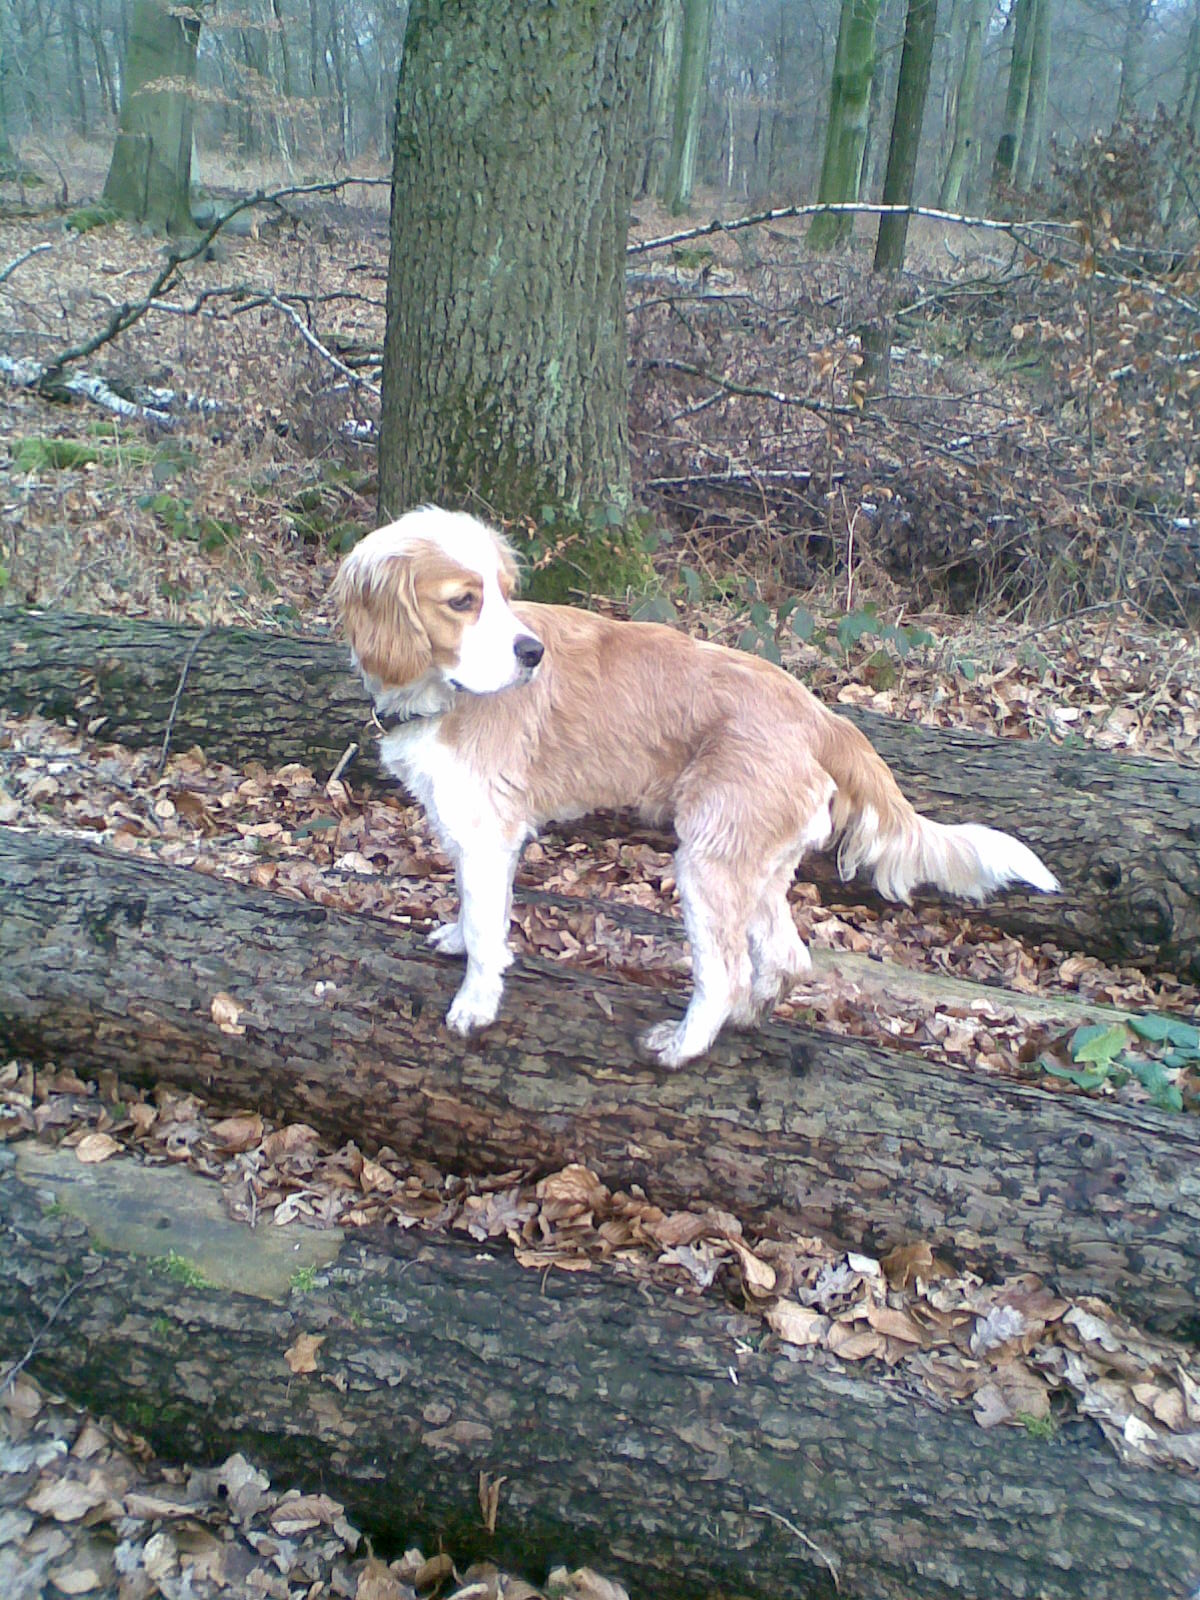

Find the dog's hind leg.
[
  {"left": 639, "top": 844, "right": 755, "bottom": 1068},
  {"left": 744, "top": 866, "right": 811, "bottom": 1021}
]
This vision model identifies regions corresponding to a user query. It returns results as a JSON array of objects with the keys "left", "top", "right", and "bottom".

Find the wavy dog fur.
[{"left": 333, "top": 507, "right": 1059, "bottom": 1065}]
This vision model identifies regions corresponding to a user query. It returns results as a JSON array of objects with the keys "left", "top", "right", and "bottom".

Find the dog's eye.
[{"left": 447, "top": 593, "right": 476, "bottom": 613}]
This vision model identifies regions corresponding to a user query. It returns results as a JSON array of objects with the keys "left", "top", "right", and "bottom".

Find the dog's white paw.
[
  {"left": 637, "top": 1020, "right": 696, "bottom": 1069},
  {"left": 428, "top": 921, "right": 467, "bottom": 956},
  {"left": 446, "top": 981, "right": 503, "bottom": 1035}
]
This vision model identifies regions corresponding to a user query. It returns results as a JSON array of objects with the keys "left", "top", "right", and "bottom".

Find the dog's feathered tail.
[{"left": 816, "top": 714, "right": 1059, "bottom": 904}]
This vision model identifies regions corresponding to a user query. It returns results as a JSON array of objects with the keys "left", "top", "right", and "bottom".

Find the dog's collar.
[{"left": 370, "top": 704, "right": 441, "bottom": 734}]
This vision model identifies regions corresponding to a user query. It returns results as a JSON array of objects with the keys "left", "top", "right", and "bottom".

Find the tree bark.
[
  {"left": 865, "top": 0, "right": 939, "bottom": 387},
  {"left": 1116, "top": 0, "right": 1153, "bottom": 123},
  {"left": 101, "top": 0, "right": 200, "bottom": 234},
  {"left": 5, "top": 608, "right": 1200, "bottom": 983},
  {"left": 991, "top": 0, "right": 1034, "bottom": 190},
  {"left": 1013, "top": 0, "right": 1050, "bottom": 190},
  {"left": 5, "top": 1147, "right": 1198, "bottom": 1600},
  {"left": 378, "top": 0, "right": 657, "bottom": 536},
  {"left": 809, "top": 0, "right": 882, "bottom": 248},
  {"left": 638, "top": 0, "right": 683, "bottom": 200},
  {"left": 2, "top": 827, "right": 1198, "bottom": 1335},
  {"left": 937, "top": 0, "right": 989, "bottom": 209},
  {"left": 663, "top": 0, "right": 714, "bottom": 213}
]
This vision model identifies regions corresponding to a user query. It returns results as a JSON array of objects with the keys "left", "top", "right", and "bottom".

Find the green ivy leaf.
[{"left": 1069, "top": 1022, "right": 1129, "bottom": 1065}]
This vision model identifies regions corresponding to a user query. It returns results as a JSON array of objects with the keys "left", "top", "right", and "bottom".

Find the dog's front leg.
[{"left": 444, "top": 843, "right": 519, "bottom": 1035}]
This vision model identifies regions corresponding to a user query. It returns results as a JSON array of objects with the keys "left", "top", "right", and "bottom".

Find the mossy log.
[
  {"left": 3, "top": 1145, "right": 1199, "bottom": 1600},
  {"left": 1, "top": 828, "right": 1197, "bottom": 1336},
  {"left": 3, "top": 607, "right": 1198, "bottom": 981}
]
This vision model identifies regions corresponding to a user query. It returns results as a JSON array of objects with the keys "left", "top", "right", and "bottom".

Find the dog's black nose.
[{"left": 514, "top": 634, "right": 544, "bottom": 669}]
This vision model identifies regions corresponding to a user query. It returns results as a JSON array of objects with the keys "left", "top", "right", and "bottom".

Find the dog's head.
[{"left": 332, "top": 507, "right": 544, "bottom": 701}]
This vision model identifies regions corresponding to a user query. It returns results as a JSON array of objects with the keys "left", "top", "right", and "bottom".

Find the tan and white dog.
[{"left": 333, "top": 506, "right": 1059, "bottom": 1066}]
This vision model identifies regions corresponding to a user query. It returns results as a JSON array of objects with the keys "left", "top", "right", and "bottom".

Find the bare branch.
[
  {"left": 38, "top": 176, "right": 389, "bottom": 386},
  {"left": 628, "top": 200, "right": 1080, "bottom": 258}
]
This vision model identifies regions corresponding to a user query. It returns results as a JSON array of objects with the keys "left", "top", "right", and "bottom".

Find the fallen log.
[
  {"left": 3, "top": 1144, "right": 1198, "bottom": 1600},
  {"left": 2, "top": 827, "right": 1196, "bottom": 1335},
  {"left": 3, "top": 607, "right": 1199, "bottom": 980}
]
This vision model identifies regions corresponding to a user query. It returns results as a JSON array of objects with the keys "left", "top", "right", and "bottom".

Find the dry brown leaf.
[
  {"left": 827, "top": 1324, "right": 885, "bottom": 1361},
  {"left": 210, "top": 991, "right": 245, "bottom": 1036},
  {"left": 766, "top": 1302, "right": 829, "bottom": 1348},
  {"left": 283, "top": 1332, "right": 326, "bottom": 1375},
  {"left": 881, "top": 1239, "right": 935, "bottom": 1288},
  {"left": 270, "top": 1490, "right": 344, "bottom": 1534},
  {"left": 25, "top": 1476, "right": 108, "bottom": 1522},
  {"left": 210, "top": 1113, "right": 264, "bottom": 1152},
  {"left": 865, "top": 1304, "right": 926, "bottom": 1345},
  {"left": 726, "top": 1238, "right": 777, "bottom": 1296},
  {"left": 75, "top": 1131, "right": 120, "bottom": 1164},
  {"left": 356, "top": 1556, "right": 407, "bottom": 1600},
  {"left": 478, "top": 1469, "right": 506, "bottom": 1534}
]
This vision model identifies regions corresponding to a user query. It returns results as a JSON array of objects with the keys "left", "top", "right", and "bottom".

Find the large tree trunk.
[
  {"left": 4, "top": 609, "right": 1199, "bottom": 982},
  {"left": 101, "top": 0, "right": 199, "bottom": 234},
  {"left": 991, "top": 0, "right": 1034, "bottom": 190},
  {"left": 5, "top": 1146, "right": 1197, "bottom": 1600},
  {"left": 808, "top": 0, "right": 883, "bottom": 248},
  {"left": 379, "top": 0, "right": 657, "bottom": 541},
  {"left": 4, "top": 1152, "right": 1196, "bottom": 1600},
  {"left": 663, "top": 0, "right": 714, "bottom": 213},
  {"left": 3, "top": 827, "right": 1198, "bottom": 1334},
  {"left": 938, "top": 0, "right": 989, "bottom": 208}
]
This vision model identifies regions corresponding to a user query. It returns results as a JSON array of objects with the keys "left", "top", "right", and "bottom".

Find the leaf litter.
[{"left": 1, "top": 1360, "right": 628, "bottom": 1600}]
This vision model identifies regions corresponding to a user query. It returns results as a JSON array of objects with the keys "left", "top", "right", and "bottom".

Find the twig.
[
  {"left": 644, "top": 356, "right": 858, "bottom": 417},
  {"left": 0, "top": 1261, "right": 104, "bottom": 1391},
  {"left": 328, "top": 742, "right": 358, "bottom": 787},
  {"left": 157, "top": 628, "right": 212, "bottom": 777},
  {"left": 749, "top": 1502, "right": 841, "bottom": 1591},
  {"left": 0, "top": 240, "right": 55, "bottom": 286},
  {"left": 257, "top": 290, "right": 380, "bottom": 396}
]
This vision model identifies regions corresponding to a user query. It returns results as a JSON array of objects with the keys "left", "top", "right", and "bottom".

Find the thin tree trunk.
[
  {"left": 101, "top": 0, "right": 199, "bottom": 233},
  {"left": 637, "top": 0, "right": 683, "bottom": 199},
  {"left": 379, "top": 0, "right": 657, "bottom": 539},
  {"left": 1116, "top": 0, "right": 1152, "bottom": 122},
  {"left": 809, "top": 0, "right": 883, "bottom": 247},
  {"left": 1014, "top": 0, "right": 1050, "bottom": 189},
  {"left": 1166, "top": 0, "right": 1200, "bottom": 227},
  {"left": 5, "top": 608, "right": 1200, "bottom": 982},
  {"left": 663, "top": 0, "right": 714, "bottom": 212},
  {"left": 992, "top": 0, "right": 1034, "bottom": 189},
  {"left": 938, "top": 0, "right": 989, "bottom": 207},
  {"left": 873, "top": 0, "right": 939, "bottom": 272},
  {"left": 865, "top": 0, "right": 939, "bottom": 390},
  {"left": 63, "top": 0, "right": 87, "bottom": 133},
  {"left": 4, "top": 827, "right": 1200, "bottom": 1335}
]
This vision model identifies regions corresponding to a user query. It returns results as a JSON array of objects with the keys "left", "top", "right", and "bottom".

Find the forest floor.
[{"left": 1, "top": 141, "right": 1199, "bottom": 1598}]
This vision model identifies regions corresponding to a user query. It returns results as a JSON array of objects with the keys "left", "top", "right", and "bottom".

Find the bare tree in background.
[
  {"left": 993, "top": 0, "right": 1035, "bottom": 189},
  {"left": 101, "top": 0, "right": 200, "bottom": 232},
  {"left": 379, "top": 0, "right": 658, "bottom": 547},
  {"left": 1014, "top": 0, "right": 1050, "bottom": 188},
  {"left": 637, "top": 0, "right": 684, "bottom": 200},
  {"left": 809, "top": 0, "right": 883, "bottom": 247},
  {"left": 938, "top": 0, "right": 990, "bottom": 206},
  {"left": 665, "top": 0, "right": 715, "bottom": 212}
]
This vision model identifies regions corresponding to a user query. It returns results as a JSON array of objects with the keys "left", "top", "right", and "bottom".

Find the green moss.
[
  {"left": 290, "top": 1266, "right": 318, "bottom": 1293},
  {"left": 12, "top": 437, "right": 153, "bottom": 472},
  {"left": 150, "top": 1249, "right": 212, "bottom": 1288},
  {"left": 65, "top": 204, "right": 120, "bottom": 234}
]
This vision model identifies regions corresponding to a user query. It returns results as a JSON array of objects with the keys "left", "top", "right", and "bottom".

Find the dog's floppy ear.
[{"left": 332, "top": 551, "right": 433, "bottom": 687}]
